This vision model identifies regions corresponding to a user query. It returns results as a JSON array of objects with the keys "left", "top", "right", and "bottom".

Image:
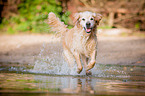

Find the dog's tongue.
[{"left": 86, "top": 28, "right": 91, "bottom": 32}]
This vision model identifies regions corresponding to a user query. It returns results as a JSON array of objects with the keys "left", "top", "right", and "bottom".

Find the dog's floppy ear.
[
  {"left": 93, "top": 13, "right": 102, "bottom": 25},
  {"left": 73, "top": 13, "right": 80, "bottom": 24}
]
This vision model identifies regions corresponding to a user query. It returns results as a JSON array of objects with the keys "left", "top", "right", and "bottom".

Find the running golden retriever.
[{"left": 48, "top": 11, "right": 102, "bottom": 75}]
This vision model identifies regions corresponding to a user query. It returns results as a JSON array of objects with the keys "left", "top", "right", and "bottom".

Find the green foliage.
[
  {"left": 61, "top": 11, "right": 71, "bottom": 25},
  {"left": 0, "top": 0, "right": 70, "bottom": 34},
  {"left": 7, "top": 27, "right": 15, "bottom": 34},
  {"left": 135, "top": 22, "right": 140, "bottom": 30}
]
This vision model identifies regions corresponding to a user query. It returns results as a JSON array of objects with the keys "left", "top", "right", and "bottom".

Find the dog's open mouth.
[{"left": 84, "top": 27, "right": 92, "bottom": 33}]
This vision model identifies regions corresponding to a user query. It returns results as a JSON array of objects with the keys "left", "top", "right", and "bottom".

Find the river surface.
[{"left": 0, "top": 62, "right": 145, "bottom": 96}]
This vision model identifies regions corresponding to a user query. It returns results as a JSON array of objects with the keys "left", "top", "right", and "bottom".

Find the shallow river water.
[
  {"left": 0, "top": 42, "right": 145, "bottom": 96},
  {"left": 0, "top": 62, "right": 145, "bottom": 96}
]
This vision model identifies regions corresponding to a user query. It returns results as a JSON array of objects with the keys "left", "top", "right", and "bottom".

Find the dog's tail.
[{"left": 47, "top": 12, "right": 68, "bottom": 37}]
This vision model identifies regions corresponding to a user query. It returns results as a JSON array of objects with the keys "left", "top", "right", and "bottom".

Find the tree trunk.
[{"left": 108, "top": 12, "right": 114, "bottom": 27}]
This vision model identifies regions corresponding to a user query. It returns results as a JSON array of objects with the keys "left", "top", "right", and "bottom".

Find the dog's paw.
[
  {"left": 86, "top": 71, "right": 92, "bottom": 76},
  {"left": 77, "top": 68, "right": 83, "bottom": 74}
]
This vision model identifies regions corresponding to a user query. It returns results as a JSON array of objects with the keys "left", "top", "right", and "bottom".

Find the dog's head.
[{"left": 74, "top": 11, "right": 102, "bottom": 34}]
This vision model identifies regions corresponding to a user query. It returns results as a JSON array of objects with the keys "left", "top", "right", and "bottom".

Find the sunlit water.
[{"left": 0, "top": 42, "right": 145, "bottom": 96}]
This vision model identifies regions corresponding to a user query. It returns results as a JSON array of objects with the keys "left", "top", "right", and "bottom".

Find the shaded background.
[{"left": 0, "top": 0, "right": 145, "bottom": 34}]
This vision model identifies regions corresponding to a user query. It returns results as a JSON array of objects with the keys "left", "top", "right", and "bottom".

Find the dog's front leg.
[
  {"left": 81, "top": 54, "right": 88, "bottom": 69},
  {"left": 73, "top": 51, "right": 83, "bottom": 74},
  {"left": 86, "top": 50, "right": 96, "bottom": 72}
]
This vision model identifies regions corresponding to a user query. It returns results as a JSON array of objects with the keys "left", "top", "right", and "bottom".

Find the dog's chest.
[
  {"left": 73, "top": 36, "right": 87, "bottom": 50},
  {"left": 72, "top": 33, "right": 96, "bottom": 56}
]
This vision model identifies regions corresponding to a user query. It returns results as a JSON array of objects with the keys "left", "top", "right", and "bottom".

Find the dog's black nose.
[{"left": 86, "top": 22, "right": 91, "bottom": 28}]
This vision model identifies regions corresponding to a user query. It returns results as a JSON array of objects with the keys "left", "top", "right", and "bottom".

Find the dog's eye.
[
  {"left": 82, "top": 18, "right": 85, "bottom": 21},
  {"left": 90, "top": 18, "right": 94, "bottom": 20}
]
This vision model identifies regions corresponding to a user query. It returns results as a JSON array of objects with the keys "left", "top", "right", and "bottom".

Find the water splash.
[
  {"left": 31, "top": 42, "right": 84, "bottom": 75},
  {"left": 30, "top": 42, "right": 128, "bottom": 77},
  {"left": 32, "top": 56, "right": 78, "bottom": 75}
]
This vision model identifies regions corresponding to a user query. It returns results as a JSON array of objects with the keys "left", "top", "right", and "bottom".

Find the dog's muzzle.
[{"left": 84, "top": 22, "right": 92, "bottom": 33}]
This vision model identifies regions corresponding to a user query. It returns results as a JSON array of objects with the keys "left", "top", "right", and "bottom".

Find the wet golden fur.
[{"left": 48, "top": 11, "right": 102, "bottom": 75}]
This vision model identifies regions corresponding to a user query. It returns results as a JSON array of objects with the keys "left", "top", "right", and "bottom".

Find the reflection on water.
[{"left": 0, "top": 63, "right": 145, "bottom": 96}]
